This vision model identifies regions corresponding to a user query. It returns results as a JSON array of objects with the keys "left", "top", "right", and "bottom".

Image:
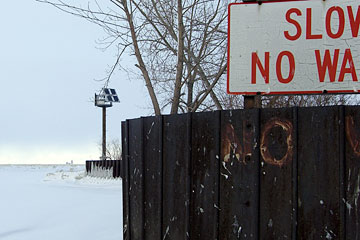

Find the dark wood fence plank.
[
  {"left": 190, "top": 111, "right": 220, "bottom": 239},
  {"left": 114, "top": 160, "right": 120, "bottom": 178},
  {"left": 143, "top": 116, "right": 162, "bottom": 239},
  {"left": 128, "top": 118, "right": 144, "bottom": 240},
  {"left": 339, "top": 106, "right": 346, "bottom": 240},
  {"left": 219, "top": 109, "right": 260, "bottom": 240},
  {"left": 162, "top": 113, "right": 191, "bottom": 240},
  {"left": 121, "top": 121, "right": 130, "bottom": 240},
  {"left": 86, "top": 161, "right": 91, "bottom": 174},
  {"left": 259, "top": 108, "right": 296, "bottom": 239},
  {"left": 345, "top": 106, "right": 360, "bottom": 240},
  {"left": 298, "top": 107, "right": 341, "bottom": 239}
]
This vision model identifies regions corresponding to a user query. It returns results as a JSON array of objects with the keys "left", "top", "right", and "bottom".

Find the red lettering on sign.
[
  {"left": 276, "top": 51, "right": 295, "bottom": 83},
  {"left": 348, "top": 6, "right": 360, "bottom": 37},
  {"left": 284, "top": 8, "right": 302, "bottom": 41},
  {"left": 339, "top": 49, "right": 358, "bottom": 82},
  {"left": 326, "top": 7, "right": 345, "bottom": 39},
  {"left": 251, "top": 52, "right": 269, "bottom": 84},
  {"left": 306, "top": 8, "right": 322, "bottom": 39},
  {"left": 315, "top": 49, "right": 358, "bottom": 82},
  {"left": 315, "top": 49, "right": 339, "bottom": 82}
]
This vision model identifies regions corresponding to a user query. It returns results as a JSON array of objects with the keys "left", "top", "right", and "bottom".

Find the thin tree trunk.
[
  {"left": 122, "top": 0, "right": 161, "bottom": 115},
  {"left": 170, "top": 0, "right": 185, "bottom": 114}
]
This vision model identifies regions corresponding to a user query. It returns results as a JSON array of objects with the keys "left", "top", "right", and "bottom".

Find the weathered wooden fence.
[
  {"left": 86, "top": 160, "right": 121, "bottom": 178},
  {"left": 120, "top": 106, "right": 360, "bottom": 240}
]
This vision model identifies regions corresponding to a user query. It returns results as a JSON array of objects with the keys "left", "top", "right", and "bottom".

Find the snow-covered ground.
[{"left": 0, "top": 165, "right": 123, "bottom": 240}]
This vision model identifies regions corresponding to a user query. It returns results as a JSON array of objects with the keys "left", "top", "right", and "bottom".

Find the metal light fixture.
[{"left": 95, "top": 88, "right": 119, "bottom": 160}]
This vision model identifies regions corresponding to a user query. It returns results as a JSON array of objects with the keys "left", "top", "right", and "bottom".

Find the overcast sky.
[{"left": 0, "top": 0, "right": 149, "bottom": 164}]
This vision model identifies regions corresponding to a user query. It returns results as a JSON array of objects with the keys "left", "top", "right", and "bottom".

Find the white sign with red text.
[{"left": 228, "top": 0, "right": 360, "bottom": 95}]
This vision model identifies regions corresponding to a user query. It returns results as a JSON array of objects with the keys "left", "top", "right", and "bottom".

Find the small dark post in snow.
[{"left": 102, "top": 106, "right": 107, "bottom": 160}]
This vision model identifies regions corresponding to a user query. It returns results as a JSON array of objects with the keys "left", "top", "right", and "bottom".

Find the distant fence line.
[
  {"left": 120, "top": 106, "right": 360, "bottom": 240},
  {"left": 85, "top": 160, "right": 121, "bottom": 178}
]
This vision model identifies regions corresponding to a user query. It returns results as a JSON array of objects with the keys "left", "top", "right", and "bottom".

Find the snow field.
[{"left": 0, "top": 165, "right": 123, "bottom": 240}]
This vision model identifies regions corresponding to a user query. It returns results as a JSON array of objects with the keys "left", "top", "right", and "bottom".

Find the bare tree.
[
  {"left": 36, "top": 0, "right": 236, "bottom": 114},
  {"left": 98, "top": 138, "right": 122, "bottom": 160},
  {"left": 37, "top": 0, "right": 358, "bottom": 113}
]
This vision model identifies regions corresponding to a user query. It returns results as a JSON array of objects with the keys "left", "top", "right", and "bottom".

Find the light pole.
[{"left": 94, "top": 88, "right": 119, "bottom": 160}]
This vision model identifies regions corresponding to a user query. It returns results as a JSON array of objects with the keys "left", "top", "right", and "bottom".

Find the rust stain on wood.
[
  {"left": 222, "top": 123, "right": 242, "bottom": 163},
  {"left": 260, "top": 118, "right": 293, "bottom": 167},
  {"left": 346, "top": 115, "right": 360, "bottom": 156}
]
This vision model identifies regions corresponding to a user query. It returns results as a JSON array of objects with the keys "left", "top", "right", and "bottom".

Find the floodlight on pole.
[{"left": 94, "top": 88, "right": 120, "bottom": 160}]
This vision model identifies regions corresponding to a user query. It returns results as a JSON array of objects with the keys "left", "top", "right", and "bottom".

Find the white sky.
[{"left": 0, "top": 0, "right": 149, "bottom": 164}]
